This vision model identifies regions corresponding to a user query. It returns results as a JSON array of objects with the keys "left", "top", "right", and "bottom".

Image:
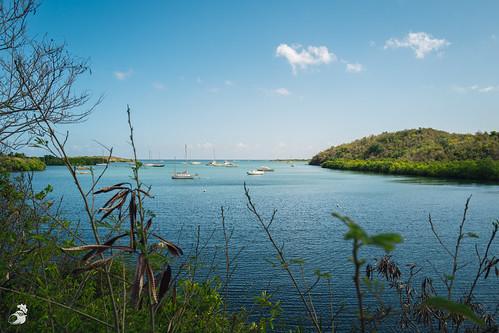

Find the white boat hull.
[
  {"left": 172, "top": 172, "right": 194, "bottom": 179},
  {"left": 247, "top": 170, "right": 264, "bottom": 175}
]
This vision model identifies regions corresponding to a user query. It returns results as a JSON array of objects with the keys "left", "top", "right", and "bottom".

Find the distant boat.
[
  {"left": 145, "top": 150, "right": 165, "bottom": 167},
  {"left": 191, "top": 161, "right": 202, "bottom": 165},
  {"left": 77, "top": 170, "right": 90, "bottom": 175},
  {"left": 172, "top": 145, "right": 194, "bottom": 180},
  {"left": 95, "top": 163, "right": 108, "bottom": 166},
  {"left": 76, "top": 166, "right": 90, "bottom": 170},
  {"left": 144, "top": 163, "right": 165, "bottom": 167},
  {"left": 257, "top": 166, "right": 274, "bottom": 172},
  {"left": 224, "top": 161, "right": 238, "bottom": 167},
  {"left": 290, "top": 164, "right": 295, "bottom": 167},
  {"left": 207, "top": 160, "right": 225, "bottom": 167},
  {"left": 206, "top": 148, "right": 225, "bottom": 166},
  {"left": 247, "top": 170, "right": 264, "bottom": 176},
  {"left": 172, "top": 171, "right": 194, "bottom": 179}
]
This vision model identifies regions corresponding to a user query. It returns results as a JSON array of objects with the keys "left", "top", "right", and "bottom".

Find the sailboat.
[
  {"left": 144, "top": 150, "right": 165, "bottom": 167},
  {"left": 257, "top": 166, "right": 274, "bottom": 172},
  {"left": 206, "top": 148, "right": 225, "bottom": 166},
  {"left": 223, "top": 161, "right": 238, "bottom": 167},
  {"left": 172, "top": 145, "right": 194, "bottom": 179}
]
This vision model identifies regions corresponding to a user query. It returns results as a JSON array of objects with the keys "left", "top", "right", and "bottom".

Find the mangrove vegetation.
[{"left": 311, "top": 129, "right": 499, "bottom": 181}]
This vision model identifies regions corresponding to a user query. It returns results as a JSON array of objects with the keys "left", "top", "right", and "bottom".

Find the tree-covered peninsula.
[
  {"left": 0, "top": 153, "right": 132, "bottom": 172},
  {"left": 310, "top": 128, "right": 499, "bottom": 181}
]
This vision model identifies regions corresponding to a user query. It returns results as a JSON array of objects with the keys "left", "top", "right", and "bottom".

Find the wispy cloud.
[
  {"left": 152, "top": 82, "right": 166, "bottom": 91},
  {"left": 274, "top": 88, "right": 291, "bottom": 96},
  {"left": 235, "top": 142, "right": 248, "bottom": 149},
  {"left": 453, "top": 84, "right": 499, "bottom": 93},
  {"left": 196, "top": 77, "right": 203, "bottom": 84},
  {"left": 224, "top": 80, "right": 234, "bottom": 86},
  {"left": 346, "top": 63, "right": 364, "bottom": 73},
  {"left": 196, "top": 142, "right": 213, "bottom": 150},
  {"left": 384, "top": 32, "right": 450, "bottom": 59},
  {"left": 113, "top": 69, "right": 133, "bottom": 80},
  {"left": 276, "top": 43, "right": 336, "bottom": 74}
]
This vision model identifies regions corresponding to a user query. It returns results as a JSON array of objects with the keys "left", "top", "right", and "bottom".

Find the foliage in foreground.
[
  {"left": 0, "top": 172, "right": 274, "bottom": 332},
  {"left": 321, "top": 158, "right": 499, "bottom": 181},
  {"left": 244, "top": 183, "right": 498, "bottom": 332}
]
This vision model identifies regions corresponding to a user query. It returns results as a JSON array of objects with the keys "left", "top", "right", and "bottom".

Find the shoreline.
[{"left": 318, "top": 158, "right": 499, "bottom": 183}]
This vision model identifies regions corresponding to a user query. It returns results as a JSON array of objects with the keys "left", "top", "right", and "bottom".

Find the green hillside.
[
  {"left": 310, "top": 128, "right": 499, "bottom": 181},
  {"left": 311, "top": 129, "right": 499, "bottom": 164}
]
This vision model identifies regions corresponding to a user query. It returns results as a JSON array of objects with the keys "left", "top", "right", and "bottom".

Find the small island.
[{"left": 310, "top": 128, "right": 499, "bottom": 181}]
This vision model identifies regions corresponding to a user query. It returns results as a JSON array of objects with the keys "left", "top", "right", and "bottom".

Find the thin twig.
[{"left": 243, "top": 183, "right": 322, "bottom": 332}]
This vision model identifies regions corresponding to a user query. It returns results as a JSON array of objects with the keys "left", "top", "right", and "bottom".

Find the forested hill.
[{"left": 310, "top": 128, "right": 499, "bottom": 165}]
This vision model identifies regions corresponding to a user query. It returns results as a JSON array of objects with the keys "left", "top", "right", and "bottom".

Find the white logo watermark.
[{"left": 8, "top": 304, "right": 27, "bottom": 325}]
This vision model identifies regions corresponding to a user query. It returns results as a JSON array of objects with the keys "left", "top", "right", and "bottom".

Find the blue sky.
[{"left": 25, "top": 0, "right": 499, "bottom": 159}]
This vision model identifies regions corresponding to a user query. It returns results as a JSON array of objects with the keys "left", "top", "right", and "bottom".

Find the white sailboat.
[
  {"left": 144, "top": 150, "right": 165, "bottom": 167},
  {"left": 257, "top": 166, "right": 274, "bottom": 172},
  {"left": 172, "top": 145, "right": 194, "bottom": 179},
  {"left": 206, "top": 148, "right": 225, "bottom": 166}
]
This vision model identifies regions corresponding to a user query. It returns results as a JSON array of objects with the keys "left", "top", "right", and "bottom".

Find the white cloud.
[
  {"left": 235, "top": 142, "right": 248, "bottom": 149},
  {"left": 346, "top": 63, "right": 364, "bottom": 73},
  {"left": 224, "top": 80, "right": 234, "bottom": 86},
  {"left": 384, "top": 32, "right": 450, "bottom": 59},
  {"left": 479, "top": 86, "right": 499, "bottom": 93},
  {"left": 452, "top": 85, "right": 499, "bottom": 93},
  {"left": 196, "top": 142, "right": 213, "bottom": 150},
  {"left": 113, "top": 69, "right": 133, "bottom": 80},
  {"left": 276, "top": 43, "right": 336, "bottom": 74},
  {"left": 274, "top": 88, "right": 291, "bottom": 96},
  {"left": 152, "top": 82, "right": 166, "bottom": 90}
]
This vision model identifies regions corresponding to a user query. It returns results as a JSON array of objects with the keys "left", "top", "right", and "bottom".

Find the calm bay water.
[{"left": 30, "top": 160, "right": 499, "bottom": 330}]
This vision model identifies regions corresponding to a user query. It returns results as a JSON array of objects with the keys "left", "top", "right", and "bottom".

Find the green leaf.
[
  {"left": 367, "top": 233, "right": 403, "bottom": 251},
  {"left": 332, "top": 212, "right": 369, "bottom": 243},
  {"left": 290, "top": 258, "right": 305, "bottom": 265},
  {"left": 314, "top": 269, "right": 332, "bottom": 279},
  {"left": 425, "top": 297, "right": 485, "bottom": 326}
]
